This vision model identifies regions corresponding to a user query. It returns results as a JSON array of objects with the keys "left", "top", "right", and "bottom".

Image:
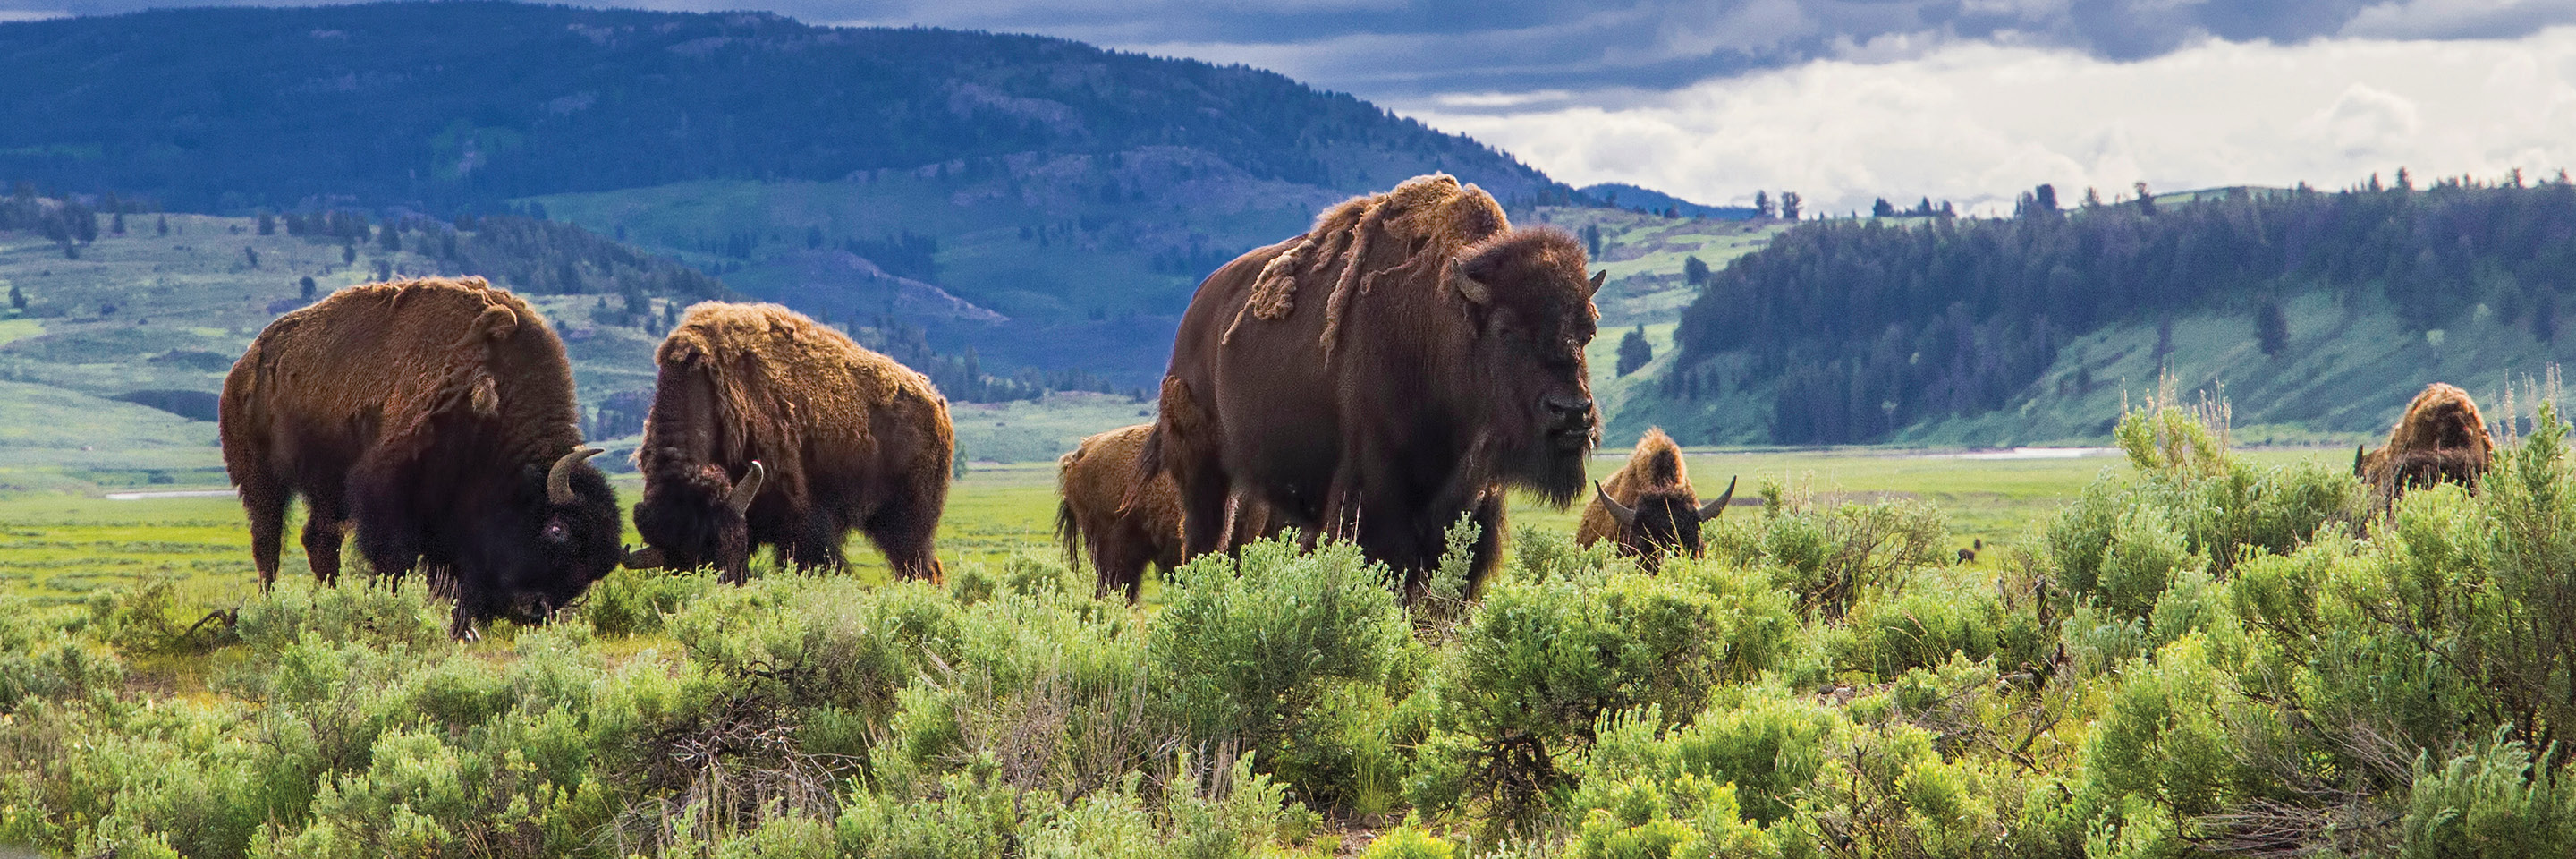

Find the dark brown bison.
[
  {"left": 2356, "top": 382, "right": 2493, "bottom": 500},
  {"left": 1575, "top": 429, "right": 1734, "bottom": 572},
  {"left": 219, "top": 276, "right": 623, "bottom": 638},
  {"left": 1056, "top": 424, "right": 1272, "bottom": 601},
  {"left": 1140, "top": 174, "right": 1603, "bottom": 598},
  {"left": 625, "top": 302, "right": 953, "bottom": 583}
]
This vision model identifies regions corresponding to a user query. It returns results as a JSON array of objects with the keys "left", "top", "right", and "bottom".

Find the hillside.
[
  {"left": 0, "top": 1, "right": 1599, "bottom": 384},
  {"left": 1639, "top": 179, "right": 2576, "bottom": 446},
  {"left": 0, "top": 2, "right": 1555, "bottom": 214}
]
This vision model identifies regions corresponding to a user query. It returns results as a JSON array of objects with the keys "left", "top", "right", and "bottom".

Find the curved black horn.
[
  {"left": 1595, "top": 480, "right": 1636, "bottom": 528},
  {"left": 548, "top": 447, "right": 601, "bottom": 505},
  {"left": 1697, "top": 475, "right": 1738, "bottom": 520},
  {"left": 2352, "top": 443, "right": 2368, "bottom": 477},
  {"left": 726, "top": 461, "right": 765, "bottom": 515}
]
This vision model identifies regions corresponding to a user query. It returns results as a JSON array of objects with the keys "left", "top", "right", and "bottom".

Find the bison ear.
[
  {"left": 1589, "top": 269, "right": 1606, "bottom": 296},
  {"left": 1453, "top": 270, "right": 1493, "bottom": 306},
  {"left": 1696, "top": 476, "right": 1737, "bottom": 520}
]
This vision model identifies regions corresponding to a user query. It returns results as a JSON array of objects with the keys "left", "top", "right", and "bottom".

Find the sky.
[{"left": 7, "top": 0, "right": 2575, "bottom": 214}]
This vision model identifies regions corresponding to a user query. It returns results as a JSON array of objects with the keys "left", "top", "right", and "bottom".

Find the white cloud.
[
  {"left": 1390, "top": 28, "right": 2576, "bottom": 216},
  {"left": 0, "top": 9, "right": 66, "bottom": 21}
]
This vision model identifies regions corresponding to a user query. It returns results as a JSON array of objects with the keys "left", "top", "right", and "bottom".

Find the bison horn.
[
  {"left": 622, "top": 545, "right": 666, "bottom": 570},
  {"left": 1697, "top": 475, "right": 1738, "bottom": 521},
  {"left": 1595, "top": 481, "right": 1637, "bottom": 528},
  {"left": 727, "top": 460, "right": 765, "bottom": 515},
  {"left": 548, "top": 447, "right": 601, "bottom": 506},
  {"left": 2352, "top": 443, "right": 2368, "bottom": 477},
  {"left": 1588, "top": 269, "right": 1606, "bottom": 296}
]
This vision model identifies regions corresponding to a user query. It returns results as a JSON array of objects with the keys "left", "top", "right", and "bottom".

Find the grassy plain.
[{"left": 0, "top": 443, "right": 2357, "bottom": 609}]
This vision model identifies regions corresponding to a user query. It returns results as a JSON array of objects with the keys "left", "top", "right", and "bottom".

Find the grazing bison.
[
  {"left": 1056, "top": 424, "right": 1272, "bottom": 601},
  {"left": 2355, "top": 382, "right": 2493, "bottom": 500},
  {"left": 1575, "top": 429, "right": 1734, "bottom": 572},
  {"left": 626, "top": 302, "right": 953, "bottom": 583},
  {"left": 219, "top": 276, "right": 623, "bottom": 638},
  {"left": 1141, "top": 174, "right": 1603, "bottom": 598}
]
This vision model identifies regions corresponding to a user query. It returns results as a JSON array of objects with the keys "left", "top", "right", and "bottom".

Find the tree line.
[{"left": 1674, "top": 173, "right": 2576, "bottom": 444}]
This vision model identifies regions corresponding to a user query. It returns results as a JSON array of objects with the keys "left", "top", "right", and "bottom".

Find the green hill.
[
  {"left": 0, "top": 1, "right": 1598, "bottom": 384},
  {"left": 1637, "top": 180, "right": 2576, "bottom": 446}
]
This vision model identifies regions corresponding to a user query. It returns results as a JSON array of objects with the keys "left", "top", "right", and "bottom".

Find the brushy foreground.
[{"left": 4, "top": 402, "right": 2576, "bottom": 857}]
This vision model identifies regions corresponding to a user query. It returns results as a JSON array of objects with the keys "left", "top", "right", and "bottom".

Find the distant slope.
[
  {"left": 1644, "top": 182, "right": 2576, "bottom": 445},
  {"left": 0, "top": 1, "right": 1555, "bottom": 213},
  {"left": 1579, "top": 183, "right": 1758, "bottom": 219}
]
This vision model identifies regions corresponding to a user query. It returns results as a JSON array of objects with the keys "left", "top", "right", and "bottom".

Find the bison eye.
[{"left": 542, "top": 520, "right": 570, "bottom": 542}]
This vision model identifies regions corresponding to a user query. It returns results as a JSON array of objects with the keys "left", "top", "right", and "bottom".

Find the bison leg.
[
  {"left": 238, "top": 475, "right": 290, "bottom": 590},
  {"left": 300, "top": 488, "right": 351, "bottom": 585},
  {"left": 862, "top": 503, "right": 942, "bottom": 583},
  {"left": 1097, "top": 519, "right": 1156, "bottom": 602},
  {"left": 1462, "top": 489, "right": 1507, "bottom": 597}
]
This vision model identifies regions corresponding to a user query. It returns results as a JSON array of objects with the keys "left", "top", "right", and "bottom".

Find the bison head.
[
  {"left": 629, "top": 452, "right": 763, "bottom": 582},
  {"left": 456, "top": 447, "right": 624, "bottom": 634},
  {"left": 1454, "top": 227, "right": 1602, "bottom": 506},
  {"left": 1594, "top": 476, "right": 1735, "bottom": 573}
]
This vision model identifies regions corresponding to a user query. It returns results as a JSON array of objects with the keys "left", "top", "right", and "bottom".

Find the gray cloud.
[{"left": 9, "top": 0, "right": 2573, "bottom": 97}]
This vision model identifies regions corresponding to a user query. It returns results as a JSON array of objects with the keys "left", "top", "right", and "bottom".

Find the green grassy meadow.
[{"left": 0, "top": 440, "right": 2360, "bottom": 609}]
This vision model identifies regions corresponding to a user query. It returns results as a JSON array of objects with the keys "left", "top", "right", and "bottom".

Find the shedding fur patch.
[{"left": 1223, "top": 174, "right": 1510, "bottom": 358}]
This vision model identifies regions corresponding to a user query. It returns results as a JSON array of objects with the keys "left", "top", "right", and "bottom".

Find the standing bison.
[
  {"left": 626, "top": 302, "right": 953, "bottom": 583},
  {"left": 1057, "top": 424, "right": 1270, "bottom": 601},
  {"left": 1577, "top": 429, "right": 1735, "bottom": 572},
  {"left": 1141, "top": 174, "right": 1603, "bottom": 598},
  {"left": 2355, "top": 382, "right": 2493, "bottom": 501},
  {"left": 219, "top": 276, "right": 623, "bottom": 638}
]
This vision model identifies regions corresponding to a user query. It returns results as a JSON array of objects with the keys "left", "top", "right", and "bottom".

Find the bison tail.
[{"left": 1055, "top": 496, "right": 1084, "bottom": 574}]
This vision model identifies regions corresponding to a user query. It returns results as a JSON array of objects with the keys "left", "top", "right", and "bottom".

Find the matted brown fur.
[
  {"left": 1576, "top": 429, "right": 1731, "bottom": 571},
  {"left": 1226, "top": 174, "right": 1512, "bottom": 361},
  {"left": 2357, "top": 383, "right": 2493, "bottom": 499},
  {"left": 633, "top": 302, "right": 953, "bottom": 583},
  {"left": 1144, "top": 174, "right": 1603, "bottom": 599},
  {"left": 220, "top": 276, "right": 623, "bottom": 635}
]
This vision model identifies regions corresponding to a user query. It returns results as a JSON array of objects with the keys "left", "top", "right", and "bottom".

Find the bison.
[
  {"left": 2355, "top": 382, "right": 2493, "bottom": 500},
  {"left": 1576, "top": 428, "right": 1735, "bottom": 572},
  {"left": 1140, "top": 174, "right": 1602, "bottom": 598},
  {"left": 1056, "top": 423, "right": 1271, "bottom": 601},
  {"left": 219, "top": 276, "right": 623, "bottom": 638},
  {"left": 625, "top": 302, "right": 953, "bottom": 583}
]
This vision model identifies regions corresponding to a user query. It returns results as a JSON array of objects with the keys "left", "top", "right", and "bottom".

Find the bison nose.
[{"left": 1546, "top": 395, "right": 1594, "bottom": 419}]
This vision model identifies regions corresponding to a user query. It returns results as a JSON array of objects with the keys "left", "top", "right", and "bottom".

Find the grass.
[{"left": 0, "top": 440, "right": 2360, "bottom": 609}]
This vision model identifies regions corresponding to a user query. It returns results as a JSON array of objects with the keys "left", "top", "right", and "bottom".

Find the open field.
[{"left": 0, "top": 443, "right": 2358, "bottom": 608}]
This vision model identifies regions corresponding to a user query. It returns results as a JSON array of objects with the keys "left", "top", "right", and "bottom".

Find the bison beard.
[
  {"left": 219, "top": 276, "right": 624, "bottom": 639},
  {"left": 630, "top": 302, "right": 953, "bottom": 583},
  {"left": 1143, "top": 174, "right": 1603, "bottom": 599},
  {"left": 1577, "top": 428, "right": 1735, "bottom": 572}
]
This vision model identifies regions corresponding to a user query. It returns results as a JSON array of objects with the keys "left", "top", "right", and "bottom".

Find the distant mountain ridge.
[
  {"left": 0, "top": 1, "right": 1559, "bottom": 212},
  {"left": 1579, "top": 183, "right": 1757, "bottom": 219}
]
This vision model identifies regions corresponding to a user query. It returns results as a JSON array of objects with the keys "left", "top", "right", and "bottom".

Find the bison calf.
[
  {"left": 628, "top": 302, "right": 953, "bottom": 583},
  {"left": 1057, "top": 424, "right": 1270, "bottom": 601},
  {"left": 220, "top": 276, "right": 624, "bottom": 638},
  {"left": 1576, "top": 428, "right": 1733, "bottom": 572}
]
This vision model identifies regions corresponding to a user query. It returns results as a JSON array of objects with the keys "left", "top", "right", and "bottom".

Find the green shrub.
[
  {"left": 1150, "top": 536, "right": 1411, "bottom": 784},
  {"left": 582, "top": 567, "right": 716, "bottom": 636},
  {"left": 2399, "top": 729, "right": 2576, "bottom": 858}
]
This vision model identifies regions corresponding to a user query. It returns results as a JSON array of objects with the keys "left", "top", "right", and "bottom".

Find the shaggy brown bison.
[
  {"left": 1140, "top": 174, "right": 1602, "bottom": 598},
  {"left": 1056, "top": 424, "right": 1271, "bottom": 601},
  {"left": 2356, "top": 383, "right": 2494, "bottom": 500},
  {"left": 1575, "top": 429, "right": 1734, "bottom": 572},
  {"left": 219, "top": 276, "right": 623, "bottom": 638},
  {"left": 626, "top": 302, "right": 953, "bottom": 583}
]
